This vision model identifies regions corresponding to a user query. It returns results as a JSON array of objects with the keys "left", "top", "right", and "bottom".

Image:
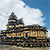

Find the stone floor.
[{"left": 0, "top": 45, "right": 50, "bottom": 50}]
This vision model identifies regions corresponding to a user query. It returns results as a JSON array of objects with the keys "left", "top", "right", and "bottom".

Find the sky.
[
  {"left": 0, "top": 0, "right": 50, "bottom": 37},
  {"left": 22, "top": 0, "right": 50, "bottom": 37},
  {"left": 22, "top": 0, "right": 50, "bottom": 29}
]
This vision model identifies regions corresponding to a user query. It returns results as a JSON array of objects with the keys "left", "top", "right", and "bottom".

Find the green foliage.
[{"left": 48, "top": 37, "right": 50, "bottom": 39}]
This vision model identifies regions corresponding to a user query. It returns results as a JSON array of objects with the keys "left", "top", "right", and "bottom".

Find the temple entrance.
[
  {"left": 26, "top": 33, "right": 28, "bottom": 38},
  {"left": 24, "top": 32, "right": 28, "bottom": 38}
]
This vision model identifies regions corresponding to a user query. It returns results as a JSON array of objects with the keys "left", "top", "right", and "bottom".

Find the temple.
[{"left": 0, "top": 12, "right": 50, "bottom": 47}]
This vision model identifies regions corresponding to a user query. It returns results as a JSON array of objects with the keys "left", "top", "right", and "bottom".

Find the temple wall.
[
  {"left": 6, "top": 33, "right": 16, "bottom": 38},
  {"left": 6, "top": 30, "right": 47, "bottom": 39}
]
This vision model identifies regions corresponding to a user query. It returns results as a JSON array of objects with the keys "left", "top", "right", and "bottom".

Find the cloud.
[
  {"left": 0, "top": 0, "right": 45, "bottom": 30},
  {"left": 47, "top": 30, "right": 50, "bottom": 37}
]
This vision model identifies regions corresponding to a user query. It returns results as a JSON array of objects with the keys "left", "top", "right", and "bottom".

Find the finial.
[{"left": 11, "top": 12, "right": 14, "bottom": 15}]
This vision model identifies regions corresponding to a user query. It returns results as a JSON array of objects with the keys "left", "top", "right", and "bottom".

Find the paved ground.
[{"left": 0, "top": 45, "right": 50, "bottom": 50}]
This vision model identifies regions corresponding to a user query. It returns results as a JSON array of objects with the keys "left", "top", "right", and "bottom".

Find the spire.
[
  {"left": 18, "top": 18, "right": 24, "bottom": 25},
  {"left": 7, "top": 12, "right": 17, "bottom": 27},
  {"left": 11, "top": 12, "right": 14, "bottom": 15},
  {"left": 9, "top": 12, "right": 17, "bottom": 19}
]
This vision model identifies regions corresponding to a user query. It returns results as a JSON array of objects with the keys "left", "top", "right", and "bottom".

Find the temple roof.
[
  {"left": 9, "top": 12, "right": 17, "bottom": 19},
  {"left": 15, "top": 24, "right": 47, "bottom": 30},
  {"left": 1, "top": 26, "right": 48, "bottom": 34},
  {"left": 1, "top": 12, "right": 48, "bottom": 34},
  {"left": 7, "top": 12, "right": 24, "bottom": 26}
]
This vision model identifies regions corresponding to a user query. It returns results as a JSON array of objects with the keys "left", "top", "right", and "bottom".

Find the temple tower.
[
  {"left": 7, "top": 12, "right": 24, "bottom": 29},
  {"left": 7, "top": 12, "right": 17, "bottom": 30}
]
